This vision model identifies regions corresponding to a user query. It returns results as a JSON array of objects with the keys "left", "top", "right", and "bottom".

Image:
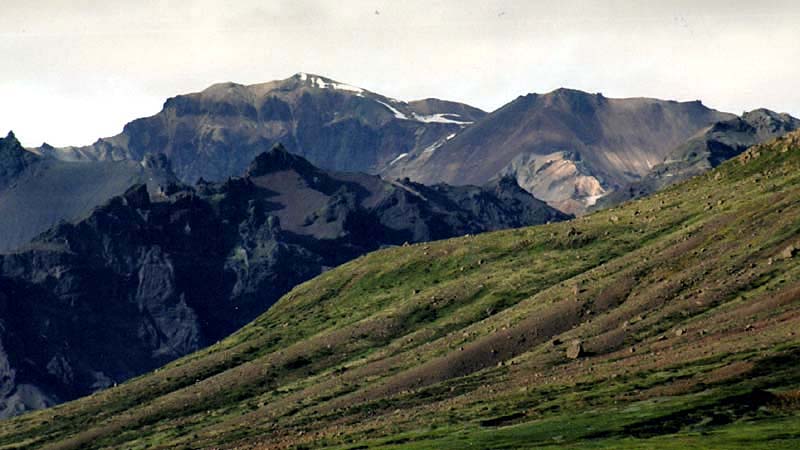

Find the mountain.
[
  {"left": 0, "top": 131, "right": 38, "bottom": 189},
  {"left": 0, "top": 131, "right": 178, "bottom": 252},
  {"left": 382, "top": 88, "right": 734, "bottom": 214},
  {"left": 0, "top": 145, "right": 566, "bottom": 417},
  {"left": 36, "top": 74, "right": 485, "bottom": 183},
  {"left": 4, "top": 131, "right": 798, "bottom": 448},
  {"left": 595, "top": 108, "right": 800, "bottom": 209}
]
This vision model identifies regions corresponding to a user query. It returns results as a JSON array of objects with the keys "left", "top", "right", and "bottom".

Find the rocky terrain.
[
  {"left": 0, "top": 131, "right": 177, "bottom": 252},
  {"left": 383, "top": 88, "right": 734, "bottom": 214},
  {"left": 2, "top": 131, "right": 797, "bottom": 449},
  {"left": 0, "top": 144, "right": 565, "bottom": 417},
  {"left": 595, "top": 108, "right": 800, "bottom": 208},
  {"left": 33, "top": 76, "right": 754, "bottom": 217},
  {"left": 35, "top": 73, "right": 485, "bottom": 183}
]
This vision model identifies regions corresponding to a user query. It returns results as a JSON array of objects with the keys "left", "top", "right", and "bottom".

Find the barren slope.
[{"left": 384, "top": 89, "right": 733, "bottom": 214}]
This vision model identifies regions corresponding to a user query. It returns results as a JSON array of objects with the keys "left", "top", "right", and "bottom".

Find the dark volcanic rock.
[
  {"left": 0, "top": 131, "right": 37, "bottom": 189},
  {"left": 0, "top": 131, "right": 179, "bottom": 252},
  {"left": 0, "top": 146, "right": 566, "bottom": 417}
]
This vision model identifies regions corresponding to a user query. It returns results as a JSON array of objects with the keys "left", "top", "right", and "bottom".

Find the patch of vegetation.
[{"left": 1, "top": 133, "right": 800, "bottom": 449}]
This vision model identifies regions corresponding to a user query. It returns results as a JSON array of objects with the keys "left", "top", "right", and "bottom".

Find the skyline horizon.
[
  {"left": 5, "top": 70, "right": 796, "bottom": 148},
  {"left": 3, "top": 1, "right": 799, "bottom": 147}
]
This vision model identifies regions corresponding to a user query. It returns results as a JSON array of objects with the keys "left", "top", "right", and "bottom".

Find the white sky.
[{"left": 1, "top": 0, "right": 799, "bottom": 147}]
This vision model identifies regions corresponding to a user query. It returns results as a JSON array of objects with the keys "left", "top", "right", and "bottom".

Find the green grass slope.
[{"left": 2, "top": 132, "right": 800, "bottom": 449}]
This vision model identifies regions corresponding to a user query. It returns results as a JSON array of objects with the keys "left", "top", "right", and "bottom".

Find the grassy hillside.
[{"left": 2, "top": 132, "right": 800, "bottom": 449}]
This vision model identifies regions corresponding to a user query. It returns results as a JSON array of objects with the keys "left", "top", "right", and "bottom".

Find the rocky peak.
[
  {"left": 742, "top": 109, "right": 800, "bottom": 135},
  {"left": 141, "top": 153, "right": 176, "bottom": 174},
  {"left": 245, "top": 143, "right": 316, "bottom": 178},
  {"left": 0, "top": 130, "right": 39, "bottom": 185},
  {"left": 1, "top": 131, "right": 22, "bottom": 153},
  {"left": 121, "top": 184, "right": 151, "bottom": 209}
]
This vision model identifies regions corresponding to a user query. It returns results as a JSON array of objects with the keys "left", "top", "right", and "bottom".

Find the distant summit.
[
  {"left": 0, "top": 131, "right": 178, "bottom": 252},
  {"left": 35, "top": 74, "right": 486, "bottom": 183},
  {"left": 246, "top": 143, "right": 316, "bottom": 177},
  {"left": 0, "top": 130, "right": 39, "bottom": 188},
  {"left": 596, "top": 107, "right": 800, "bottom": 209},
  {"left": 383, "top": 88, "right": 733, "bottom": 214}
]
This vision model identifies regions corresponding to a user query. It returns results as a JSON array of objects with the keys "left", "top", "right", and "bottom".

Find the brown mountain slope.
[
  {"left": 596, "top": 108, "right": 800, "bottom": 209},
  {"left": 383, "top": 88, "right": 733, "bottom": 214}
]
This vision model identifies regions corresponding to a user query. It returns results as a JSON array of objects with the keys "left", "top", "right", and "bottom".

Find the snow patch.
[
  {"left": 330, "top": 82, "right": 364, "bottom": 93},
  {"left": 376, "top": 100, "right": 410, "bottom": 120},
  {"left": 421, "top": 141, "right": 444, "bottom": 155},
  {"left": 414, "top": 113, "right": 472, "bottom": 125},
  {"left": 376, "top": 100, "right": 474, "bottom": 126},
  {"left": 584, "top": 193, "right": 606, "bottom": 207},
  {"left": 298, "top": 72, "right": 308, "bottom": 81},
  {"left": 389, "top": 153, "right": 409, "bottom": 165},
  {"left": 411, "top": 113, "right": 473, "bottom": 125},
  {"left": 308, "top": 76, "right": 364, "bottom": 95}
]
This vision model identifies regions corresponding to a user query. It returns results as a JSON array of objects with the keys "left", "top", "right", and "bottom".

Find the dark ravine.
[
  {"left": 0, "top": 144, "right": 567, "bottom": 417},
  {"left": 35, "top": 73, "right": 485, "bottom": 183}
]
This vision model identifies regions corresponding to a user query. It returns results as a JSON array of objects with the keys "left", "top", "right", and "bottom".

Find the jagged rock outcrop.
[
  {"left": 0, "top": 131, "right": 38, "bottom": 189},
  {"left": 0, "top": 131, "right": 179, "bottom": 252},
  {"left": 0, "top": 144, "right": 567, "bottom": 417}
]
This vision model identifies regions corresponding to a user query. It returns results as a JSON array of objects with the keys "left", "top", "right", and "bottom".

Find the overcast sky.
[{"left": 2, "top": 0, "right": 799, "bottom": 147}]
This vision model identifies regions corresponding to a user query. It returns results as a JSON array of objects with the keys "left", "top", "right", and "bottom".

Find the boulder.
[
  {"left": 780, "top": 244, "right": 797, "bottom": 260},
  {"left": 566, "top": 339, "right": 583, "bottom": 359}
]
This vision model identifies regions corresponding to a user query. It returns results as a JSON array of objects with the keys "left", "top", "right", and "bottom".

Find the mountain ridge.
[
  {"left": 0, "top": 130, "right": 179, "bottom": 252},
  {"left": 0, "top": 145, "right": 566, "bottom": 417},
  {"left": 595, "top": 107, "right": 800, "bottom": 209},
  {"left": 3, "top": 131, "right": 798, "bottom": 449},
  {"left": 382, "top": 88, "right": 734, "bottom": 214},
  {"left": 35, "top": 73, "right": 485, "bottom": 183}
]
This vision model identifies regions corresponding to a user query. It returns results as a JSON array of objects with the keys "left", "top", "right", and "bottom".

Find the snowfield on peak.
[
  {"left": 376, "top": 100, "right": 410, "bottom": 120},
  {"left": 375, "top": 100, "right": 473, "bottom": 125},
  {"left": 411, "top": 112, "right": 473, "bottom": 125},
  {"left": 297, "top": 73, "right": 365, "bottom": 95}
]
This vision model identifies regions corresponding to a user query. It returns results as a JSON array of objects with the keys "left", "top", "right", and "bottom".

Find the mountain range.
[
  {"left": 0, "top": 144, "right": 565, "bottom": 417},
  {"left": 1, "top": 72, "right": 799, "bottom": 444},
  {"left": 36, "top": 73, "right": 484, "bottom": 183},
  {"left": 34, "top": 74, "right": 798, "bottom": 216},
  {"left": 3, "top": 129, "right": 797, "bottom": 449},
  {"left": 383, "top": 88, "right": 735, "bottom": 213}
]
